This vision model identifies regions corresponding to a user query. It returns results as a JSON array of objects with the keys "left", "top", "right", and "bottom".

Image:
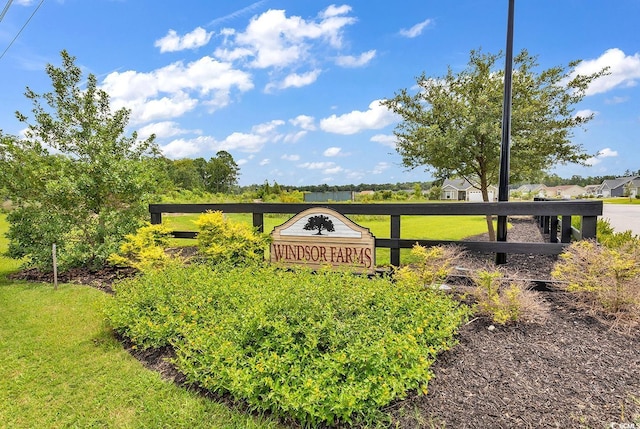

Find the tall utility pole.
[{"left": 496, "top": 0, "right": 515, "bottom": 265}]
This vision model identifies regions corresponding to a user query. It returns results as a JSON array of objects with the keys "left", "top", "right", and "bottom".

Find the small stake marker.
[{"left": 52, "top": 243, "right": 58, "bottom": 290}]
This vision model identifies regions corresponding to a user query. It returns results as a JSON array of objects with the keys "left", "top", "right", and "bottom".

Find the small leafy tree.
[
  {"left": 383, "top": 49, "right": 607, "bottom": 240},
  {"left": 1, "top": 50, "right": 163, "bottom": 270}
]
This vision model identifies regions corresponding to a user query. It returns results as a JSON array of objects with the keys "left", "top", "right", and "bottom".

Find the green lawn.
[
  {"left": 602, "top": 197, "right": 640, "bottom": 204},
  {"left": 0, "top": 213, "right": 282, "bottom": 429}
]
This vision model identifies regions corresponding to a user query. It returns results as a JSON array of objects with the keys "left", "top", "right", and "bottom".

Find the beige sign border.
[{"left": 270, "top": 207, "right": 376, "bottom": 274}]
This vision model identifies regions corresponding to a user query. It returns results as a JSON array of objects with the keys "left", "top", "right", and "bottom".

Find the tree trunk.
[{"left": 481, "top": 182, "right": 496, "bottom": 241}]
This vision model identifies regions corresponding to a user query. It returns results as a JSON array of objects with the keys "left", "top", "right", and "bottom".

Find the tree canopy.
[
  {"left": 382, "top": 48, "right": 608, "bottom": 239},
  {"left": 1, "top": 50, "right": 164, "bottom": 270}
]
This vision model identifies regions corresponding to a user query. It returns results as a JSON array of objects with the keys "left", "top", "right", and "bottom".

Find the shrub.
[
  {"left": 394, "top": 244, "right": 464, "bottom": 288},
  {"left": 552, "top": 240, "right": 640, "bottom": 318},
  {"left": 194, "top": 211, "right": 271, "bottom": 266},
  {"left": 597, "top": 219, "right": 640, "bottom": 250},
  {"left": 108, "top": 223, "right": 175, "bottom": 272},
  {"left": 471, "top": 269, "right": 548, "bottom": 325},
  {"left": 107, "top": 263, "right": 470, "bottom": 426}
]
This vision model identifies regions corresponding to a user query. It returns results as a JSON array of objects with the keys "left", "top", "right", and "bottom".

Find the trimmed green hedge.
[{"left": 107, "top": 263, "right": 469, "bottom": 426}]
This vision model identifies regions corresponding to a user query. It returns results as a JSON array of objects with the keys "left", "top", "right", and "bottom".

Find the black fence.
[{"left": 150, "top": 201, "right": 603, "bottom": 266}]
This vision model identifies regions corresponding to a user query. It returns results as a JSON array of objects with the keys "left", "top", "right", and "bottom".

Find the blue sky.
[{"left": 1, "top": 0, "right": 638, "bottom": 186}]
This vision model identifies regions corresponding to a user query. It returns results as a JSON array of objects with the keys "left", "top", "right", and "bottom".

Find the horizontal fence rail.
[{"left": 150, "top": 201, "right": 603, "bottom": 266}]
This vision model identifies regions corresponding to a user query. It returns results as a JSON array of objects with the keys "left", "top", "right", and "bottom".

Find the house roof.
[
  {"left": 601, "top": 176, "right": 639, "bottom": 190},
  {"left": 442, "top": 178, "right": 477, "bottom": 190},
  {"left": 516, "top": 184, "right": 545, "bottom": 193}
]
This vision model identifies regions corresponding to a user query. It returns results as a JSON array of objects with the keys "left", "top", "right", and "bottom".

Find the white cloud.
[
  {"left": 214, "top": 5, "right": 356, "bottom": 69},
  {"left": 283, "top": 130, "right": 307, "bottom": 143},
  {"left": 370, "top": 134, "right": 397, "bottom": 148},
  {"left": 399, "top": 19, "right": 433, "bottom": 38},
  {"left": 298, "top": 161, "right": 336, "bottom": 170},
  {"left": 335, "top": 50, "right": 376, "bottom": 68},
  {"left": 290, "top": 115, "right": 316, "bottom": 130},
  {"left": 252, "top": 119, "right": 284, "bottom": 135},
  {"left": 215, "top": 119, "right": 286, "bottom": 153},
  {"left": 101, "top": 56, "right": 253, "bottom": 124},
  {"left": 323, "top": 165, "right": 344, "bottom": 175},
  {"left": 259, "top": 158, "right": 270, "bottom": 166},
  {"left": 160, "top": 138, "right": 203, "bottom": 158},
  {"left": 216, "top": 132, "right": 267, "bottom": 153},
  {"left": 155, "top": 27, "right": 214, "bottom": 53},
  {"left": 372, "top": 162, "right": 390, "bottom": 174},
  {"left": 585, "top": 147, "right": 618, "bottom": 166},
  {"left": 237, "top": 158, "right": 249, "bottom": 166},
  {"left": 320, "top": 100, "right": 399, "bottom": 135},
  {"left": 14, "top": 0, "right": 35, "bottom": 5},
  {"left": 281, "top": 154, "right": 300, "bottom": 161},
  {"left": 574, "top": 109, "right": 597, "bottom": 120},
  {"left": 598, "top": 147, "right": 618, "bottom": 158},
  {"left": 323, "top": 147, "right": 342, "bottom": 157},
  {"left": 266, "top": 70, "right": 321, "bottom": 92},
  {"left": 137, "top": 121, "right": 197, "bottom": 140},
  {"left": 574, "top": 48, "right": 640, "bottom": 95},
  {"left": 132, "top": 93, "right": 200, "bottom": 124}
]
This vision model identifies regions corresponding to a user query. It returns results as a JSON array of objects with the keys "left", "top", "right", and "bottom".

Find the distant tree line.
[{"left": 156, "top": 155, "right": 639, "bottom": 196}]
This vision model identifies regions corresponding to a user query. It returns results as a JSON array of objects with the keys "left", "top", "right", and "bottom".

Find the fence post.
[
  {"left": 582, "top": 215, "right": 598, "bottom": 239},
  {"left": 151, "top": 212, "right": 162, "bottom": 225},
  {"left": 253, "top": 212, "right": 264, "bottom": 233},
  {"left": 390, "top": 215, "right": 401, "bottom": 266},
  {"left": 561, "top": 215, "right": 572, "bottom": 243},
  {"left": 550, "top": 216, "right": 558, "bottom": 243}
]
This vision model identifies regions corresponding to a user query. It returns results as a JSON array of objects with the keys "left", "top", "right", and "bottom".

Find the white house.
[
  {"left": 441, "top": 178, "right": 497, "bottom": 202},
  {"left": 542, "top": 185, "right": 586, "bottom": 199}
]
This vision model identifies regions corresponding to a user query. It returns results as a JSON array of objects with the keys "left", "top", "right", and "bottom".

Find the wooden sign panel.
[{"left": 270, "top": 207, "right": 376, "bottom": 274}]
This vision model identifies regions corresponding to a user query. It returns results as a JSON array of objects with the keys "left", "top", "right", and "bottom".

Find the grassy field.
[
  {"left": 162, "top": 212, "right": 496, "bottom": 265},
  {"left": 602, "top": 197, "right": 640, "bottom": 204},
  {"left": 0, "top": 214, "right": 282, "bottom": 429}
]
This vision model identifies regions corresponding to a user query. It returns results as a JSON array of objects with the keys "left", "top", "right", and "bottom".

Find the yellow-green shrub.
[
  {"left": 552, "top": 240, "right": 640, "bottom": 316},
  {"left": 394, "top": 244, "right": 463, "bottom": 288},
  {"left": 108, "top": 223, "right": 174, "bottom": 272},
  {"left": 471, "top": 269, "right": 547, "bottom": 325},
  {"left": 195, "top": 211, "right": 270, "bottom": 266}
]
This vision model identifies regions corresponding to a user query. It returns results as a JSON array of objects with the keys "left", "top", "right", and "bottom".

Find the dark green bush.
[{"left": 107, "top": 263, "right": 470, "bottom": 426}]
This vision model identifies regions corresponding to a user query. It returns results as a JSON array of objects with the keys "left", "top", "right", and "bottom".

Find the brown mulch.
[{"left": 8, "top": 217, "right": 640, "bottom": 428}]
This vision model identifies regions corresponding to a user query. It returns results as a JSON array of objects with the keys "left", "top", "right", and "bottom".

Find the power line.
[
  {"left": 0, "top": 0, "right": 14, "bottom": 23},
  {"left": 0, "top": 0, "right": 45, "bottom": 61}
]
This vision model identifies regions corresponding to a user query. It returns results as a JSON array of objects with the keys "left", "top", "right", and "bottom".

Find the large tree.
[
  {"left": 205, "top": 150, "right": 240, "bottom": 194},
  {"left": 1, "top": 50, "right": 163, "bottom": 270},
  {"left": 383, "top": 49, "right": 607, "bottom": 240}
]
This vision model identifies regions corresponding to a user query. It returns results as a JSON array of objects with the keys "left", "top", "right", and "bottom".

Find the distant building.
[
  {"left": 441, "top": 178, "right": 497, "bottom": 201},
  {"left": 598, "top": 176, "right": 639, "bottom": 198},
  {"left": 583, "top": 184, "right": 601, "bottom": 197},
  {"left": 303, "top": 191, "right": 355, "bottom": 202},
  {"left": 542, "top": 185, "right": 586, "bottom": 199},
  {"left": 512, "top": 184, "right": 546, "bottom": 198}
]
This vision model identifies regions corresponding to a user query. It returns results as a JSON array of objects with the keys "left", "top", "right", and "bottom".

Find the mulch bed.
[{"left": 9, "top": 217, "right": 640, "bottom": 428}]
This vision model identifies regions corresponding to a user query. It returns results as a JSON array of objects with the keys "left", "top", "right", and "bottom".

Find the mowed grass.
[
  {"left": 162, "top": 211, "right": 496, "bottom": 265},
  {"left": 602, "top": 197, "right": 640, "bottom": 204},
  {"left": 0, "top": 213, "right": 282, "bottom": 429}
]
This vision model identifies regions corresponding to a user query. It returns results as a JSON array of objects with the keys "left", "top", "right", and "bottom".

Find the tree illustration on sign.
[{"left": 303, "top": 215, "right": 335, "bottom": 235}]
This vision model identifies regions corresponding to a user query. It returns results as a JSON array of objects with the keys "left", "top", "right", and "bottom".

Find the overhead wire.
[
  {"left": 0, "top": 0, "right": 45, "bottom": 61},
  {"left": 0, "top": 0, "right": 14, "bottom": 23}
]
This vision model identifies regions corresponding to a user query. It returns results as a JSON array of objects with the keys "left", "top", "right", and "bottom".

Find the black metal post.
[{"left": 496, "top": 0, "right": 515, "bottom": 265}]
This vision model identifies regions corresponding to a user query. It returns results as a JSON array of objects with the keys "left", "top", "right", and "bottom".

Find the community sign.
[{"left": 270, "top": 207, "right": 376, "bottom": 274}]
